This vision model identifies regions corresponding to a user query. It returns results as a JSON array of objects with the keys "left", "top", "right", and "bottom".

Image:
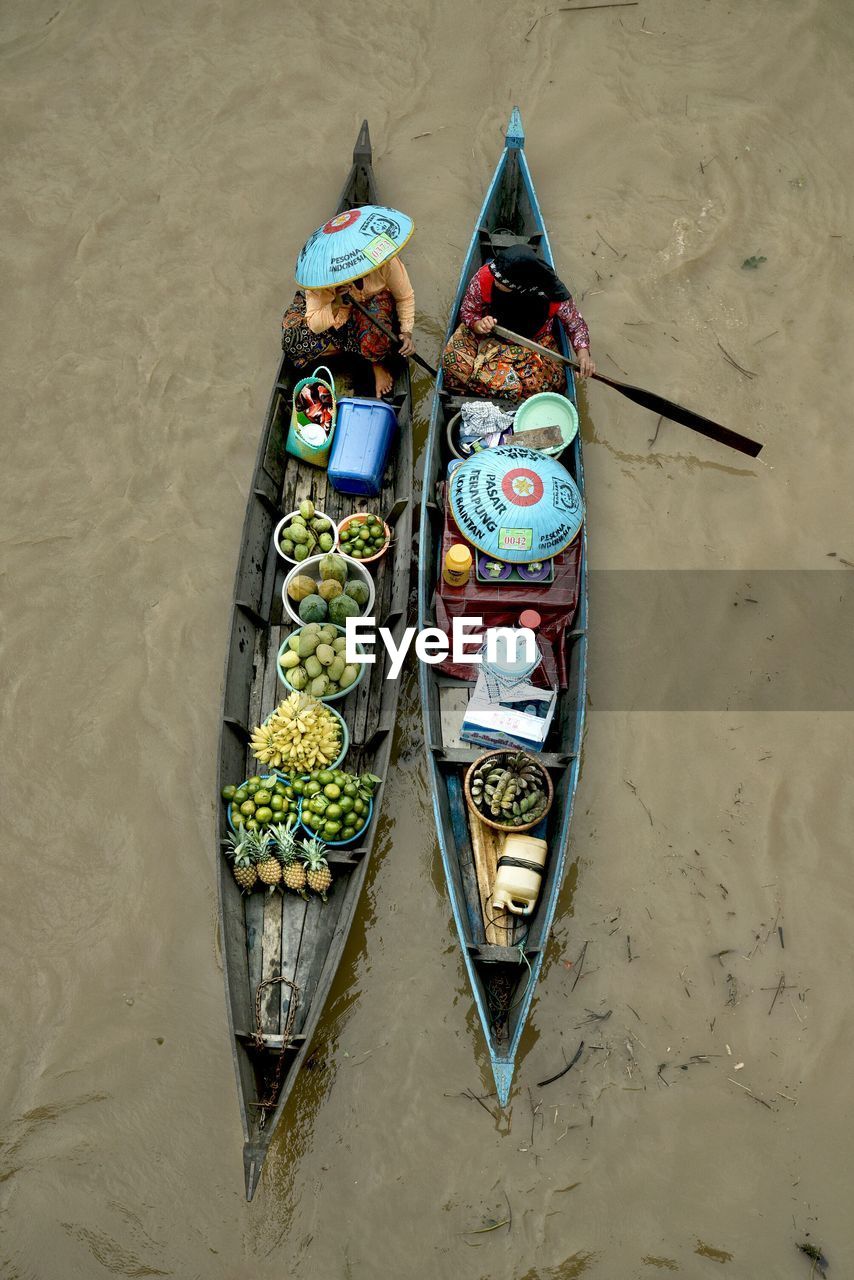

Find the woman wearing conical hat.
[
  {"left": 441, "top": 245, "right": 595, "bottom": 402},
  {"left": 282, "top": 206, "right": 415, "bottom": 398}
]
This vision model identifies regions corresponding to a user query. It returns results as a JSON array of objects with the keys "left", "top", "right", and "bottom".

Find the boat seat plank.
[
  {"left": 432, "top": 746, "right": 577, "bottom": 770},
  {"left": 235, "top": 1030, "right": 306, "bottom": 1051},
  {"left": 469, "top": 943, "right": 542, "bottom": 963},
  {"left": 260, "top": 893, "right": 284, "bottom": 1035},
  {"left": 480, "top": 232, "right": 543, "bottom": 251}
]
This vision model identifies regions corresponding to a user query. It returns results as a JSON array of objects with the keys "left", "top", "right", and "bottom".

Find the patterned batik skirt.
[
  {"left": 281, "top": 290, "right": 397, "bottom": 369},
  {"left": 441, "top": 323, "right": 566, "bottom": 401}
]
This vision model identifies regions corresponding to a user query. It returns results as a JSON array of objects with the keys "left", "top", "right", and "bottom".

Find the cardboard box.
[{"left": 460, "top": 671, "right": 556, "bottom": 752}]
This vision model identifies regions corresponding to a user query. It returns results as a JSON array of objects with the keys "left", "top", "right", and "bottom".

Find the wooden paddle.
[
  {"left": 493, "top": 325, "right": 763, "bottom": 457},
  {"left": 342, "top": 292, "right": 443, "bottom": 384}
]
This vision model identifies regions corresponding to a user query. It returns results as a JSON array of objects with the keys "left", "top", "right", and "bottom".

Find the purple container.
[
  {"left": 517, "top": 561, "right": 552, "bottom": 583},
  {"left": 477, "top": 554, "right": 512, "bottom": 582}
]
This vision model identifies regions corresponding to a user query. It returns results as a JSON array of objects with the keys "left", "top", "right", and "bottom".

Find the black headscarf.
[{"left": 486, "top": 245, "right": 571, "bottom": 338}]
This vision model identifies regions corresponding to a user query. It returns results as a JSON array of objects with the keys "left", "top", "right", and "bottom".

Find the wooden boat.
[
  {"left": 216, "top": 120, "right": 413, "bottom": 1200},
  {"left": 417, "top": 109, "right": 588, "bottom": 1106}
]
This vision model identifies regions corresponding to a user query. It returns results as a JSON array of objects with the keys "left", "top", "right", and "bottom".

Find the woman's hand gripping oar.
[
  {"left": 342, "top": 292, "right": 444, "bottom": 385},
  {"left": 493, "top": 324, "right": 764, "bottom": 458}
]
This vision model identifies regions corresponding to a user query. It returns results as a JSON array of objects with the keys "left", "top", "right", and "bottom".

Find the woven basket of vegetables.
[{"left": 464, "top": 750, "right": 553, "bottom": 833}]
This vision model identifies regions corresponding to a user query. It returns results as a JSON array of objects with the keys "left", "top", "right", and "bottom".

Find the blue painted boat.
[{"left": 417, "top": 108, "right": 588, "bottom": 1106}]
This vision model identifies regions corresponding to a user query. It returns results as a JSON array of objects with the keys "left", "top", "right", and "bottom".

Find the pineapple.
[
  {"left": 226, "top": 830, "right": 257, "bottom": 892},
  {"left": 248, "top": 828, "right": 282, "bottom": 889},
  {"left": 303, "top": 836, "right": 332, "bottom": 899},
  {"left": 282, "top": 857, "right": 307, "bottom": 895},
  {"left": 269, "top": 822, "right": 307, "bottom": 895}
]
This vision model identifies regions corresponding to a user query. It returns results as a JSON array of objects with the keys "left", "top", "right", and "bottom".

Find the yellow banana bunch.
[{"left": 250, "top": 692, "right": 341, "bottom": 772}]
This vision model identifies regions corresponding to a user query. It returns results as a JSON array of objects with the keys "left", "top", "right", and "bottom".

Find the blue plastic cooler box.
[{"left": 328, "top": 397, "right": 397, "bottom": 496}]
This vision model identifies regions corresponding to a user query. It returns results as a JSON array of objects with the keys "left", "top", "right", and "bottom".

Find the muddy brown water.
[{"left": 2, "top": 0, "right": 853, "bottom": 1276}]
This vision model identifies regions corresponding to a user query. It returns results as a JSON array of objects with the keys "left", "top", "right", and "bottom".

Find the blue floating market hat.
[
  {"left": 295, "top": 205, "right": 415, "bottom": 289},
  {"left": 448, "top": 445, "right": 584, "bottom": 564}
]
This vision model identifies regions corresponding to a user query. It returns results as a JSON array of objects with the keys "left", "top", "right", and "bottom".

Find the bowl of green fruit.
[
  {"left": 294, "top": 767, "right": 381, "bottom": 846},
  {"left": 282, "top": 551, "right": 375, "bottom": 629},
  {"left": 222, "top": 773, "right": 300, "bottom": 836},
  {"left": 336, "top": 511, "right": 391, "bottom": 564},
  {"left": 273, "top": 499, "right": 338, "bottom": 566},
  {"left": 277, "top": 624, "right": 366, "bottom": 701}
]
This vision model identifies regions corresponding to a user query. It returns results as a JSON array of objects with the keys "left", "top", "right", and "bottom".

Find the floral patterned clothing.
[{"left": 460, "top": 264, "right": 590, "bottom": 350}]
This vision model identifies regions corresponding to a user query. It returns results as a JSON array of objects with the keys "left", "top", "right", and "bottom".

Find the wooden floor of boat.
[{"left": 238, "top": 377, "right": 409, "bottom": 1043}]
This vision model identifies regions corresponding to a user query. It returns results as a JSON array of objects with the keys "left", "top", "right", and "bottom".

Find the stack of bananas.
[
  {"left": 469, "top": 751, "right": 549, "bottom": 827},
  {"left": 250, "top": 692, "right": 342, "bottom": 773}
]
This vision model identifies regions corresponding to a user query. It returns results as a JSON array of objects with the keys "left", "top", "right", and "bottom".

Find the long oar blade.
[{"left": 494, "top": 325, "right": 763, "bottom": 458}]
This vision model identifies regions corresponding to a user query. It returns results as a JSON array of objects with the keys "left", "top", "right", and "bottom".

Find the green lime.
[
  {"left": 248, "top": 776, "right": 262, "bottom": 786},
  {"left": 323, "top": 821, "right": 342, "bottom": 839},
  {"left": 254, "top": 789, "right": 272, "bottom": 807},
  {"left": 353, "top": 798, "right": 366, "bottom": 816},
  {"left": 234, "top": 788, "right": 249, "bottom": 805},
  {"left": 245, "top": 818, "right": 259, "bottom": 831},
  {"left": 326, "top": 804, "right": 342, "bottom": 821},
  {"left": 341, "top": 826, "right": 357, "bottom": 842},
  {"left": 240, "top": 800, "right": 256, "bottom": 817},
  {"left": 270, "top": 794, "right": 285, "bottom": 812},
  {"left": 255, "top": 806, "right": 273, "bottom": 824},
  {"left": 221, "top": 785, "right": 236, "bottom": 802},
  {"left": 338, "top": 795, "right": 354, "bottom": 814},
  {"left": 304, "top": 779, "right": 322, "bottom": 797},
  {"left": 323, "top": 783, "right": 341, "bottom": 801},
  {"left": 316, "top": 771, "right": 334, "bottom": 786},
  {"left": 343, "top": 782, "right": 358, "bottom": 798}
]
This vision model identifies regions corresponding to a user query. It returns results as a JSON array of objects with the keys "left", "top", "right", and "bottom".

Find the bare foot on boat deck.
[{"left": 373, "top": 363, "right": 393, "bottom": 397}]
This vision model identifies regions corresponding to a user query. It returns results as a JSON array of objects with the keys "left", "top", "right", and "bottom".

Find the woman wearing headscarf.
[{"left": 441, "top": 246, "right": 595, "bottom": 401}]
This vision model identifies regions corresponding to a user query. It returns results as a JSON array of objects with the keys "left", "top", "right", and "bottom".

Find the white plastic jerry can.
[{"left": 492, "top": 835, "right": 549, "bottom": 916}]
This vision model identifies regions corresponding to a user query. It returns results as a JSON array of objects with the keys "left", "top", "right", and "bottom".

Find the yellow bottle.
[
  {"left": 443, "top": 543, "right": 472, "bottom": 587},
  {"left": 492, "top": 835, "right": 548, "bottom": 916}
]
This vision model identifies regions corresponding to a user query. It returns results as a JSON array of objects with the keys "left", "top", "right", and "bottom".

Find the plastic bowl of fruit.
[
  {"left": 294, "top": 767, "right": 378, "bottom": 846},
  {"left": 335, "top": 512, "right": 391, "bottom": 564},
  {"left": 273, "top": 501, "right": 338, "bottom": 566},
  {"left": 221, "top": 773, "right": 300, "bottom": 836},
  {"left": 282, "top": 551, "right": 375, "bottom": 629},
  {"left": 277, "top": 624, "right": 367, "bottom": 701},
  {"left": 260, "top": 699, "right": 350, "bottom": 773}
]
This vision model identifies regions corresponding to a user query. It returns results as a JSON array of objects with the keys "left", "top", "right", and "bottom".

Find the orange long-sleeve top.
[{"left": 304, "top": 256, "right": 415, "bottom": 336}]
